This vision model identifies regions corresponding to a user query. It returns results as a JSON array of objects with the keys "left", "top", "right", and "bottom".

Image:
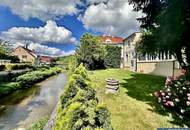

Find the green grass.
[{"left": 88, "top": 69, "right": 184, "bottom": 130}]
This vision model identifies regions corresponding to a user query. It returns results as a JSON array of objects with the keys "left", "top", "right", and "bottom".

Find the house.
[
  {"left": 39, "top": 55, "right": 55, "bottom": 65},
  {"left": 123, "top": 32, "right": 181, "bottom": 77},
  {"left": 12, "top": 46, "right": 37, "bottom": 64},
  {"left": 100, "top": 35, "right": 124, "bottom": 67}
]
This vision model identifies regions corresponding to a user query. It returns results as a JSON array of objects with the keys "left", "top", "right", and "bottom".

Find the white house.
[{"left": 123, "top": 32, "right": 181, "bottom": 77}]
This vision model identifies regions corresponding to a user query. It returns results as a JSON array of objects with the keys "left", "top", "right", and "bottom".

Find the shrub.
[
  {"left": 154, "top": 73, "right": 190, "bottom": 116},
  {"left": 54, "top": 65, "right": 112, "bottom": 130},
  {"left": 5, "top": 64, "right": 32, "bottom": 71},
  {"left": 104, "top": 45, "right": 121, "bottom": 68},
  {"left": 27, "top": 116, "right": 48, "bottom": 130},
  {"left": 16, "top": 67, "right": 61, "bottom": 86}
]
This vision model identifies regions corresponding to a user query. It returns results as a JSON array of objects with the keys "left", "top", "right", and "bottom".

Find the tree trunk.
[{"left": 175, "top": 49, "right": 187, "bottom": 69}]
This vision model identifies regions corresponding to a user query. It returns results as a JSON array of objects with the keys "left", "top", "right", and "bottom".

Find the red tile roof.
[
  {"left": 100, "top": 35, "right": 124, "bottom": 44},
  {"left": 39, "top": 56, "right": 54, "bottom": 63}
]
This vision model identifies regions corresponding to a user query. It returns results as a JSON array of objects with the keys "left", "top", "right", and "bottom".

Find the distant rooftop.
[{"left": 100, "top": 35, "right": 124, "bottom": 44}]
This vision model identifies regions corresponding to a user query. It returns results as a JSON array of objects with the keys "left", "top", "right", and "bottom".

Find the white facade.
[{"left": 123, "top": 32, "right": 180, "bottom": 77}]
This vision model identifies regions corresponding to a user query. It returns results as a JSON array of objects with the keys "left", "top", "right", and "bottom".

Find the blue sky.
[{"left": 0, "top": 0, "right": 141, "bottom": 56}]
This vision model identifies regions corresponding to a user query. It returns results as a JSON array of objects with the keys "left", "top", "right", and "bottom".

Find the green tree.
[
  {"left": 76, "top": 33, "right": 106, "bottom": 70},
  {"left": 105, "top": 45, "right": 121, "bottom": 68},
  {"left": 130, "top": 0, "right": 190, "bottom": 78},
  {"left": 0, "top": 40, "right": 6, "bottom": 56}
]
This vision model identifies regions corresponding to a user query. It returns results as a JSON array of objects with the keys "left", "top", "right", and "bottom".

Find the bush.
[
  {"left": 104, "top": 45, "right": 121, "bottom": 68},
  {"left": 27, "top": 116, "right": 48, "bottom": 130},
  {"left": 0, "top": 67, "right": 62, "bottom": 97},
  {"left": 0, "top": 65, "right": 5, "bottom": 71},
  {"left": 54, "top": 65, "right": 112, "bottom": 130},
  {"left": 154, "top": 72, "right": 190, "bottom": 116},
  {"left": 15, "top": 67, "right": 62, "bottom": 86},
  {"left": 5, "top": 64, "right": 32, "bottom": 71}
]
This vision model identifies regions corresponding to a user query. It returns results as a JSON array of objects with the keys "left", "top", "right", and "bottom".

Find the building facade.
[
  {"left": 12, "top": 46, "right": 37, "bottom": 64},
  {"left": 123, "top": 32, "right": 180, "bottom": 77}
]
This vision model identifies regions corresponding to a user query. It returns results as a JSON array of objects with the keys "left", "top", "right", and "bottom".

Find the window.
[
  {"left": 22, "top": 55, "right": 27, "bottom": 59},
  {"left": 131, "top": 60, "right": 134, "bottom": 67},
  {"left": 126, "top": 53, "right": 128, "bottom": 62},
  {"left": 138, "top": 51, "right": 174, "bottom": 61}
]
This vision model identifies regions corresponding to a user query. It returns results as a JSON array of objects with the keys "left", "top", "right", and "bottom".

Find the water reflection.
[{"left": 0, "top": 74, "right": 66, "bottom": 130}]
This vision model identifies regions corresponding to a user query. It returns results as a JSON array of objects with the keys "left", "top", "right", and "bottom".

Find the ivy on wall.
[{"left": 104, "top": 45, "right": 121, "bottom": 68}]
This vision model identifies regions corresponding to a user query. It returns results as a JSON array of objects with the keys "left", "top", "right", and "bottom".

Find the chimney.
[{"left": 25, "top": 44, "right": 28, "bottom": 49}]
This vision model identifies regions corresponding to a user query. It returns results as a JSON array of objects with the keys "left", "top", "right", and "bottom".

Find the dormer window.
[{"left": 106, "top": 39, "right": 112, "bottom": 43}]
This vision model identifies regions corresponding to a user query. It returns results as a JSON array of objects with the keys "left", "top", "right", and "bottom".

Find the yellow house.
[
  {"left": 12, "top": 46, "right": 37, "bottom": 64},
  {"left": 123, "top": 32, "right": 180, "bottom": 77}
]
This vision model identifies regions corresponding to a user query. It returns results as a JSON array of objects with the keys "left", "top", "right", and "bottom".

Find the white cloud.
[
  {"left": 60, "top": 50, "right": 75, "bottom": 56},
  {"left": 0, "top": 0, "right": 81, "bottom": 21},
  {"left": 2, "top": 20, "right": 77, "bottom": 44},
  {"left": 80, "top": 0, "right": 142, "bottom": 37},
  {"left": 28, "top": 43, "right": 61, "bottom": 56},
  {"left": 13, "top": 42, "right": 75, "bottom": 56}
]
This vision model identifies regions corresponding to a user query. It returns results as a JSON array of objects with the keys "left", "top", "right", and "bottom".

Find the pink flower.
[
  {"left": 186, "top": 81, "right": 190, "bottom": 85},
  {"left": 166, "top": 96, "right": 170, "bottom": 99},
  {"left": 165, "top": 76, "right": 173, "bottom": 85},
  {"left": 161, "top": 92, "right": 165, "bottom": 96},
  {"left": 166, "top": 101, "right": 174, "bottom": 107},
  {"left": 181, "top": 69, "right": 187, "bottom": 75},
  {"left": 173, "top": 76, "right": 179, "bottom": 80},
  {"left": 164, "top": 102, "right": 169, "bottom": 106},
  {"left": 187, "top": 93, "right": 190, "bottom": 97},
  {"left": 175, "top": 98, "right": 180, "bottom": 102},
  {"left": 163, "top": 99, "right": 167, "bottom": 103},
  {"left": 180, "top": 109, "right": 185, "bottom": 113},
  {"left": 188, "top": 97, "right": 190, "bottom": 100},
  {"left": 187, "top": 101, "right": 190, "bottom": 106},
  {"left": 154, "top": 92, "right": 159, "bottom": 97}
]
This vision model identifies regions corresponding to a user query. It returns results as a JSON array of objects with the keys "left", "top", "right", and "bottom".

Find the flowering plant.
[{"left": 154, "top": 73, "right": 190, "bottom": 116}]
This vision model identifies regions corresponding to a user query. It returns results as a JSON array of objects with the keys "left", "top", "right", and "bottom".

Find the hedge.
[
  {"left": 54, "top": 65, "right": 113, "bottom": 130},
  {"left": 0, "top": 67, "right": 62, "bottom": 97},
  {"left": 104, "top": 45, "right": 121, "bottom": 68},
  {"left": 5, "top": 64, "right": 32, "bottom": 71},
  {"left": 15, "top": 67, "right": 62, "bottom": 86}
]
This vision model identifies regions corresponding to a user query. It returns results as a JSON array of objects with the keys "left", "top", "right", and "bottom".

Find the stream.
[{"left": 0, "top": 73, "right": 67, "bottom": 130}]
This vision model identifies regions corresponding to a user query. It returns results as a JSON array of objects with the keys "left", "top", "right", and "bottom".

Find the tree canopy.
[{"left": 76, "top": 33, "right": 106, "bottom": 70}]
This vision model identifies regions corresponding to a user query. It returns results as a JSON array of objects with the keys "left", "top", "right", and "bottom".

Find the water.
[{"left": 0, "top": 74, "right": 67, "bottom": 130}]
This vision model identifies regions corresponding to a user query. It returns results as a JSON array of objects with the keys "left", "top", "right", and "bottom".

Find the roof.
[
  {"left": 39, "top": 55, "right": 54, "bottom": 63},
  {"left": 13, "top": 46, "right": 37, "bottom": 58},
  {"left": 123, "top": 32, "right": 142, "bottom": 41},
  {"left": 100, "top": 35, "right": 124, "bottom": 44}
]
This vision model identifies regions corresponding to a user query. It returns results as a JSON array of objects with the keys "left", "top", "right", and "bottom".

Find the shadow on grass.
[{"left": 120, "top": 73, "right": 190, "bottom": 127}]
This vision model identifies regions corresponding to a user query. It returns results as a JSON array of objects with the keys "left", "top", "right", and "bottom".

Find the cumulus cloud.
[
  {"left": 61, "top": 50, "right": 75, "bottom": 56},
  {"left": 1, "top": 20, "right": 77, "bottom": 44},
  {"left": 80, "top": 0, "right": 142, "bottom": 36},
  {"left": 13, "top": 42, "right": 75, "bottom": 56},
  {"left": 0, "top": 0, "right": 81, "bottom": 21},
  {"left": 28, "top": 43, "right": 61, "bottom": 56}
]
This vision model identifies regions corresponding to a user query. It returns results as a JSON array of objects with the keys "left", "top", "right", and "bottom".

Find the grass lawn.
[{"left": 88, "top": 69, "right": 184, "bottom": 130}]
